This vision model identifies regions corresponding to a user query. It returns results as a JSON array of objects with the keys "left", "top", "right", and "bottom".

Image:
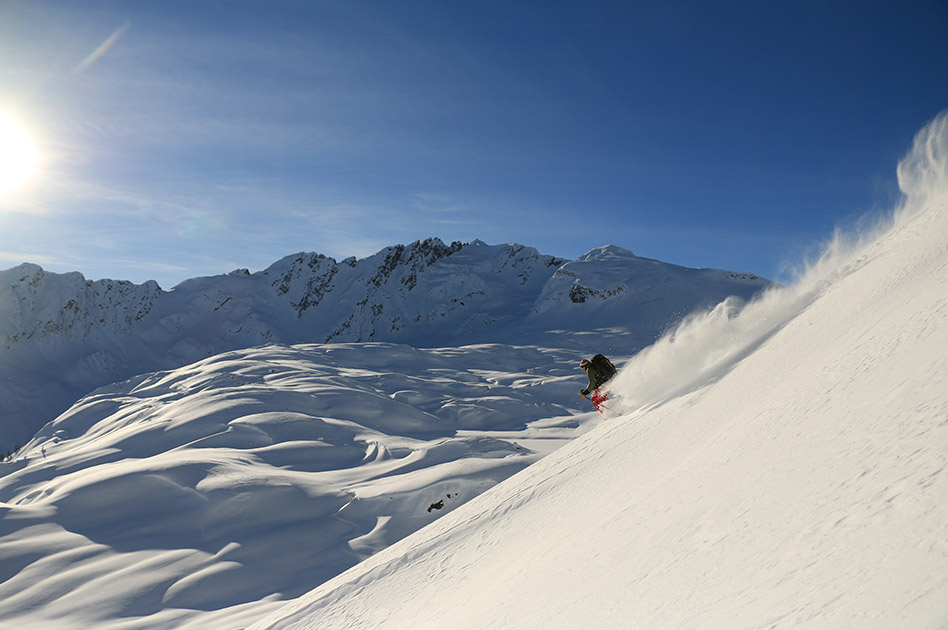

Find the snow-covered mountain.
[{"left": 0, "top": 241, "right": 768, "bottom": 450}]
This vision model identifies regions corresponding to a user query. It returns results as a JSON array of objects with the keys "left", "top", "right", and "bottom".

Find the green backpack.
[{"left": 590, "top": 353, "right": 616, "bottom": 384}]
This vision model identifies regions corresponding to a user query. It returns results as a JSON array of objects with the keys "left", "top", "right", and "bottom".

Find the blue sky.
[{"left": 1, "top": 0, "right": 946, "bottom": 288}]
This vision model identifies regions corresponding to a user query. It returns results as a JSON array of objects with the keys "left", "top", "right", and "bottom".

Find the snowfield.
[
  {"left": 0, "top": 343, "right": 600, "bottom": 629},
  {"left": 1, "top": 111, "right": 946, "bottom": 630}
]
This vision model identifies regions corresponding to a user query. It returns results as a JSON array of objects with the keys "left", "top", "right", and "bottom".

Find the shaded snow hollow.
[{"left": 0, "top": 343, "right": 596, "bottom": 629}]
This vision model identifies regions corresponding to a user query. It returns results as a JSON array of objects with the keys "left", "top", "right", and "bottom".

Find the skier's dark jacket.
[{"left": 581, "top": 354, "right": 616, "bottom": 396}]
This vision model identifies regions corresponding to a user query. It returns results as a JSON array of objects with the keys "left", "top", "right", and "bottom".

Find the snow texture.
[{"left": 0, "top": 343, "right": 595, "bottom": 629}]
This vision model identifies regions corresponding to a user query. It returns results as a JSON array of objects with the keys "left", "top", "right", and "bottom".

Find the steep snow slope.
[
  {"left": 0, "top": 240, "right": 768, "bottom": 450},
  {"left": 0, "top": 342, "right": 600, "bottom": 630},
  {"left": 250, "top": 114, "right": 948, "bottom": 629}
]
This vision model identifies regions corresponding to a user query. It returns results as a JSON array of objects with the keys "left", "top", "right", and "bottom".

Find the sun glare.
[{"left": 0, "top": 111, "right": 40, "bottom": 195}]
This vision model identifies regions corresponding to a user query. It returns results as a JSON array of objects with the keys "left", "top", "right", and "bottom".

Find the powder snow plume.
[
  {"left": 611, "top": 109, "right": 948, "bottom": 412},
  {"left": 897, "top": 109, "right": 948, "bottom": 222}
]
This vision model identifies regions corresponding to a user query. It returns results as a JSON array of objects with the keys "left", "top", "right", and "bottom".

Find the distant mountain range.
[{"left": 0, "top": 238, "right": 770, "bottom": 449}]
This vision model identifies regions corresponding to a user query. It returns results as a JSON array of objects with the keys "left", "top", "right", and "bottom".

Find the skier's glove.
[{"left": 579, "top": 391, "right": 587, "bottom": 398}]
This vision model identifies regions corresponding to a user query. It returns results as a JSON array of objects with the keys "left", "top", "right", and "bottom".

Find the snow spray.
[{"left": 610, "top": 109, "right": 948, "bottom": 414}]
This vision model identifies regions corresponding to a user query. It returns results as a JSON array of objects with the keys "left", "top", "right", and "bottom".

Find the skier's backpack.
[{"left": 590, "top": 353, "right": 616, "bottom": 384}]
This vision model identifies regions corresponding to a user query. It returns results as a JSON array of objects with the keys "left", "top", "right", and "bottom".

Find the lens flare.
[{"left": 0, "top": 111, "right": 39, "bottom": 195}]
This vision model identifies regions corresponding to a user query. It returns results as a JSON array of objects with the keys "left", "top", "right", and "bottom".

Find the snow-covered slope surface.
[
  {"left": 0, "top": 240, "right": 768, "bottom": 450},
  {"left": 0, "top": 343, "right": 595, "bottom": 629},
  {"left": 250, "top": 114, "right": 948, "bottom": 629}
]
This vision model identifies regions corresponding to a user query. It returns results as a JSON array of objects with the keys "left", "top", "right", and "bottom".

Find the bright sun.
[{"left": 0, "top": 111, "right": 40, "bottom": 195}]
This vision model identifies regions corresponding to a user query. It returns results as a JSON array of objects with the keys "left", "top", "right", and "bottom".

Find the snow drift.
[
  {"left": 248, "top": 112, "right": 948, "bottom": 629},
  {"left": 0, "top": 343, "right": 595, "bottom": 629}
]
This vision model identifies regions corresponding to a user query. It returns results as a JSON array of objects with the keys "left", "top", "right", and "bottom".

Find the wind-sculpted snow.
[
  {"left": 0, "top": 238, "right": 769, "bottom": 449},
  {"left": 0, "top": 342, "right": 595, "bottom": 629}
]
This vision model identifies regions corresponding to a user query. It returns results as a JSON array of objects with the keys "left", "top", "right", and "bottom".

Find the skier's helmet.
[{"left": 579, "top": 359, "right": 591, "bottom": 370}]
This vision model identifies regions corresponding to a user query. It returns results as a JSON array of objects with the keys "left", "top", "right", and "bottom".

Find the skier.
[{"left": 579, "top": 354, "right": 617, "bottom": 412}]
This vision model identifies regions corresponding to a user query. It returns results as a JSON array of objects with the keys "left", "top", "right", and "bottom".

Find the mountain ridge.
[{"left": 0, "top": 238, "right": 769, "bottom": 449}]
